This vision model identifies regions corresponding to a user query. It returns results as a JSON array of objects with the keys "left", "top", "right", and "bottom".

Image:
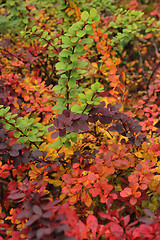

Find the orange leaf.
[{"left": 69, "top": 194, "right": 79, "bottom": 205}]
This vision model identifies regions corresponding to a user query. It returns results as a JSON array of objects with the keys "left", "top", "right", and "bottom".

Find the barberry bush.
[{"left": 0, "top": 0, "right": 160, "bottom": 239}]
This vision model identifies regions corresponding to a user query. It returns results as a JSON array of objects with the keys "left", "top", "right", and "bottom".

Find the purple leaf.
[
  {"left": 139, "top": 216, "right": 154, "bottom": 225},
  {"left": 53, "top": 118, "right": 59, "bottom": 127},
  {"left": 72, "top": 121, "right": 79, "bottom": 132},
  {"left": 32, "top": 150, "right": 42, "bottom": 158},
  {"left": 43, "top": 151, "right": 47, "bottom": 158},
  {"left": 144, "top": 209, "right": 155, "bottom": 218},
  {"left": 24, "top": 200, "right": 33, "bottom": 209},
  {"left": 73, "top": 113, "right": 81, "bottom": 120},
  {"left": 28, "top": 230, "right": 36, "bottom": 239},
  {"left": 25, "top": 214, "right": 41, "bottom": 227},
  {"left": 107, "top": 126, "right": 116, "bottom": 132},
  {"left": 64, "top": 117, "right": 73, "bottom": 125},
  {"left": 9, "top": 150, "right": 19, "bottom": 157},
  {"left": 134, "top": 139, "right": 141, "bottom": 146},
  {"left": 99, "top": 116, "right": 112, "bottom": 124},
  {"left": 138, "top": 134, "right": 146, "bottom": 139},
  {"left": 79, "top": 122, "right": 88, "bottom": 132},
  {"left": 8, "top": 191, "right": 25, "bottom": 200},
  {"left": 48, "top": 126, "right": 56, "bottom": 132},
  {"left": 45, "top": 165, "right": 51, "bottom": 172},
  {"left": 33, "top": 205, "right": 43, "bottom": 216},
  {"left": 59, "top": 128, "right": 66, "bottom": 137},
  {"left": 43, "top": 211, "right": 53, "bottom": 218},
  {"left": 121, "top": 114, "right": 128, "bottom": 122},
  {"left": 63, "top": 109, "right": 70, "bottom": 117},
  {"left": 0, "top": 129, "right": 6, "bottom": 137},
  {"left": 113, "top": 112, "right": 121, "bottom": 120},
  {"left": 51, "top": 131, "right": 59, "bottom": 139},
  {"left": 13, "top": 158, "right": 21, "bottom": 167},
  {"left": 40, "top": 218, "right": 50, "bottom": 227},
  {"left": 88, "top": 115, "right": 98, "bottom": 123},
  {"left": 66, "top": 125, "right": 74, "bottom": 132},
  {"left": 36, "top": 228, "right": 46, "bottom": 239},
  {"left": 11, "top": 144, "right": 26, "bottom": 150},
  {"left": 131, "top": 120, "right": 140, "bottom": 127},
  {"left": 80, "top": 113, "right": 88, "bottom": 121},
  {"left": 21, "top": 157, "right": 30, "bottom": 164},
  {"left": 126, "top": 133, "right": 132, "bottom": 138},
  {"left": 17, "top": 209, "right": 33, "bottom": 219},
  {"left": 0, "top": 143, "right": 8, "bottom": 149}
]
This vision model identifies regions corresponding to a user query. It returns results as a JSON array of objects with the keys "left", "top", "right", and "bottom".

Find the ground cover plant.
[{"left": 0, "top": 0, "right": 160, "bottom": 239}]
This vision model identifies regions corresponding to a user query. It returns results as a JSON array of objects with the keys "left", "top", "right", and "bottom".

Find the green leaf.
[
  {"left": 68, "top": 79, "right": 76, "bottom": 88},
  {"left": 76, "top": 30, "right": 86, "bottom": 38},
  {"left": 93, "top": 15, "right": 100, "bottom": 22},
  {"left": 9, "top": 1, "right": 15, "bottom": 6},
  {"left": 76, "top": 49, "right": 87, "bottom": 56},
  {"left": 76, "top": 61, "right": 88, "bottom": 68},
  {"left": 79, "top": 93, "right": 86, "bottom": 99},
  {"left": 75, "top": 44, "right": 84, "bottom": 52},
  {"left": 32, "top": 26, "right": 37, "bottom": 33},
  {"left": 65, "top": 141, "right": 71, "bottom": 148},
  {"left": 71, "top": 37, "right": 79, "bottom": 43},
  {"left": 55, "top": 62, "right": 66, "bottom": 70},
  {"left": 91, "top": 82, "right": 101, "bottom": 92},
  {"left": 71, "top": 104, "right": 82, "bottom": 113},
  {"left": 28, "top": 135, "right": 37, "bottom": 142},
  {"left": 94, "top": 96, "right": 103, "bottom": 102},
  {"left": 47, "top": 139, "right": 63, "bottom": 149},
  {"left": 85, "top": 25, "right": 92, "bottom": 32},
  {"left": 48, "top": 52, "right": 57, "bottom": 58},
  {"left": 13, "top": 131, "right": 21, "bottom": 138},
  {"left": 70, "top": 55, "right": 78, "bottom": 62},
  {"left": 61, "top": 36, "right": 70, "bottom": 44},
  {"left": 3, "top": 106, "right": 10, "bottom": 115},
  {"left": 41, "top": 31, "right": 48, "bottom": 38},
  {"left": 17, "top": 136, "right": 28, "bottom": 144},
  {"left": 80, "top": 38, "right": 93, "bottom": 44},
  {"left": 71, "top": 70, "right": 79, "bottom": 78},
  {"left": 4, "top": 123, "right": 12, "bottom": 130},
  {"left": 71, "top": 23, "right": 81, "bottom": 31},
  {"left": 59, "top": 50, "right": 71, "bottom": 57},
  {"left": 81, "top": 11, "right": 89, "bottom": 22},
  {"left": 52, "top": 85, "right": 63, "bottom": 92},
  {"left": 58, "top": 97, "right": 66, "bottom": 104},
  {"left": 90, "top": 8, "right": 97, "bottom": 19}
]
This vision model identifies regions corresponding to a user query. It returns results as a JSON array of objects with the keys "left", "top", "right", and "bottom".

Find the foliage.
[{"left": 0, "top": 0, "right": 160, "bottom": 239}]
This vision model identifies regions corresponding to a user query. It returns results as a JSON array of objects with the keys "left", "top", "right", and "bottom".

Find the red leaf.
[
  {"left": 12, "top": 231, "right": 20, "bottom": 240},
  {"left": 120, "top": 187, "right": 132, "bottom": 197},
  {"left": 88, "top": 173, "right": 96, "bottom": 181},
  {"left": 86, "top": 215, "right": 98, "bottom": 239},
  {"left": 8, "top": 181, "right": 18, "bottom": 191},
  {"left": 123, "top": 215, "right": 130, "bottom": 227},
  {"left": 130, "top": 196, "right": 137, "bottom": 205},
  {"left": 61, "top": 174, "right": 73, "bottom": 184}
]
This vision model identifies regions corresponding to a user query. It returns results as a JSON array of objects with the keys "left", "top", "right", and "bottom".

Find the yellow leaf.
[
  {"left": 154, "top": 175, "right": 160, "bottom": 181},
  {"left": 51, "top": 179, "right": 62, "bottom": 187},
  {"left": 142, "top": 142, "right": 149, "bottom": 152},
  {"left": 135, "top": 152, "right": 143, "bottom": 158},
  {"left": 81, "top": 190, "right": 92, "bottom": 207},
  {"left": 59, "top": 193, "right": 66, "bottom": 201}
]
